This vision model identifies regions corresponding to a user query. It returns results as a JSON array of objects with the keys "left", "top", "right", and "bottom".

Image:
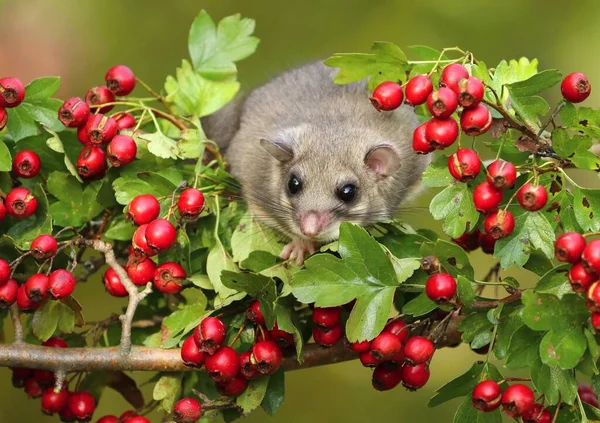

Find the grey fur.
[{"left": 206, "top": 61, "right": 430, "bottom": 242}]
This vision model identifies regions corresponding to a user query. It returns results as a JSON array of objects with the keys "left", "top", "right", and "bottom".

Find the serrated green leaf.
[
  {"left": 137, "top": 132, "right": 180, "bottom": 160},
  {"left": 535, "top": 264, "right": 571, "bottom": 298},
  {"left": 6, "top": 106, "right": 37, "bottom": 141},
  {"left": 222, "top": 271, "right": 277, "bottom": 328},
  {"left": 459, "top": 312, "right": 494, "bottom": 347},
  {"left": 160, "top": 297, "right": 209, "bottom": 348},
  {"left": 429, "top": 182, "right": 479, "bottom": 238},
  {"left": 494, "top": 211, "right": 555, "bottom": 269},
  {"left": 22, "top": 98, "right": 63, "bottom": 131},
  {"left": 573, "top": 187, "right": 600, "bottom": 233},
  {"left": 31, "top": 300, "right": 77, "bottom": 341},
  {"left": 104, "top": 216, "right": 136, "bottom": 241},
  {"left": 0, "top": 140, "right": 11, "bottom": 171},
  {"left": 46, "top": 172, "right": 104, "bottom": 227},
  {"left": 402, "top": 292, "right": 437, "bottom": 316},
  {"left": 273, "top": 296, "right": 303, "bottom": 360},
  {"left": 153, "top": 373, "right": 182, "bottom": 412},
  {"left": 457, "top": 276, "right": 475, "bottom": 307},
  {"left": 261, "top": 369, "right": 284, "bottom": 416},
  {"left": 494, "top": 305, "right": 524, "bottom": 359},
  {"left": 25, "top": 77, "right": 60, "bottom": 100},
  {"left": 231, "top": 213, "right": 283, "bottom": 263},
  {"left": 540, "top": 327, "right": 587, "bottom": 369},
  {"left": 112, "top": 171, "right": 177, "bottom": 205},
  {"left": 522, "top": 290, "right": 588, "bottom": 332},
  {"left": 505, "top": 326, "right": 543, "bottom": 369},
  {"left": 188, "top": 10, "right": 259, "bottom": 79},
  {"left": 422, "top": 154, "right": 454, "bottom": 188},
  {"left": 237, "top": 376, "right": 270, "bottom": 414},
  {"left": 531, "top": 356, "right": 578, "bottom": 405},
  {"left": 44, "top": 126, "right": 82, "bottom": 180},
  {"left": 206, "top": 241, "right": 239, "bottom": 297},
  {"left": 506, "top": 69, "right": 562, "bottom": 97}
]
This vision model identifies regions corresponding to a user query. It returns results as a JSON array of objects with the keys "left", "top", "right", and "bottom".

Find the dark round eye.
[
  {"left": 288, "top": 174, "right": 302, "bottom": 195},
  {"left": 338, "top": 184, "right": 357, "bottom": 203}
]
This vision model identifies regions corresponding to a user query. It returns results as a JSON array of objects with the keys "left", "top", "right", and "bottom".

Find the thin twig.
[{"left": 471, "top": 291, "right": 523, "bottom": 309}]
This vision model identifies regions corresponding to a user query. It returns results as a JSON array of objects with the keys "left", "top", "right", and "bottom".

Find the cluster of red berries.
[
  {"left": 98, "top": 403, "right": 201, "bottom": 423},
  {"left": 96, "top": 411, "right": 153, "bottom": 423},
  {"left": 0, "top": 234, "right": 77, "bottom": 312},
  {"left": 555, "top": 232, "right": 600, "bottom": 326},
  {"left": 180, "top": 309, "right": 284, "bottom": 401},
  {"left": 0, "top": 76, "right": 26, "bottom": 131},
  {"left": 57, "top": 65, "right": 138, "bottom": 180},
  {"left": 103, "top": 189, "right": 205, "bottom": 297}
]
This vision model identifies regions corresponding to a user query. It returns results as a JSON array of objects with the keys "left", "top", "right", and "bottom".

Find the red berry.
[
  {"left": 359, "top": 350, "right": 382, "bottom": 368},
  {"left": 453, "top": 230, "right": 481, "bottom": 252},
  {"left": 103, "top": 268, "right": 128, "bottom": 297},
  {"left": 555, "top": 232, "right": 586, "bottom": 263},
  {"left": 205, "top": 346, "right": 240, "bottom": 382},
  {"left": 427, "top": 87, "right": 458, "bottom": 118},
  {"left": 12, "top": 150, "right": 41, "bottom": 178},
  {"left": 384, "top": 319, "right": 409, "bottom": 343},
  {"left": 246, "top": 300, "right": 265, "bottom": 325},
  {"left": 239, "top": 350, "right": 258, "bottom": 379},
  {"left": 77, "top": 125, "right": 91, "bottom": 145},
  {"left": 25, "top": 273, "right": 49, "bottom": 302},
  {"left": 0, "top": 279, "right": 18, "bottom": 309},
  {"left": 313, "top": 323, "right": 343, "bottom": 347},
  {"left": 58, "top": 97, "right": 90, "bottom": 128},
  {"left": 107, "top": 134, "right": 137, "bottom": 167},
  {"left": 581, "top": 391, "right": 599, "bottom": 408},
  {"left": 17, "top": 284, "right": 41, "bottom": 312},
  {"left": 425, "top": 273, "right": 457, "bottom": 303},
  {"left": 0, "top": 107, "right": 6, "bottom": 131},
  {"left": 41, "top": 387, "right": 69, "bottom": 415},
  {"left": 128, "top": 418, "right": 152, "bottom": 423},
  {"left": 47, "top": 270, "right": 76, "bottom": 300},
  {"left": 153, "top": 262, "right": 186, "bottom": 294},
  {"left": 582, "top": 239, "right": 600, "bottom": 274},
  {"left": 473, "top": 182, "right": 503, "bottom": 213},
  {"left": 105, "top": 65, "right": 136, "bottom": 96},
  {"left": 523, "top": 404, "right": 552, "bottom": 423},
  {"left": 77, "top": 146, "right": 107, "bottom": 179},
  {"left": 425, "top": 117, "right": 459, "bottom": 149},
  {"left": 25, "top": 378, "right": 44, "bottom": 398},
  {"left": 568, "top": 262, "right": 596, "bottom": 294},
  {"left": 216, "top": 374, "right": 249, "bottom": 397},
  {"left": 401, "top": 362, "right": 430, "bottom": 390},
  {"left": 588, "top": 282, "right": 600, "bottom": 310},
  {"left": 97, "top": 416, "right": 120, "bottom": 423},
  {"left": 0, "top": 259, "right": 10, "bottom": 284},
  {"left": 181, "top": 336, "right": 206, "bottom": 368},
  {"left": 132, "top": 224, "right": 156, "bottom": 257},
  {"left": 561, "top": 72, "right": 591, "bottom": 103},
  {"left": 67, "top": 391, "right": 96, "bottom": 422},
  {"left": 501, "top": 384, "right": 535, "bottom": 418},
  {"left": 412, "top": 122, "right": 435, "bottom": 154},
  {"left": 5, "top": 187, "right": 38, "bottom": 218},
  {"left": 30, "top": 234, "right": 58, "bottom": 260},
  {"left": 34, "top": 369, "right": 55, "bottom": 387},
  {"left": 472, "top": 380, "right": 502, "bottom": 412},
  {"left": 592, "top": 312, "right": 600, "bottom": 332},
  {"left": 405, "top": 75, "right": 433, "bottom": 106},
  {"left": 85, "top": 86, "right": 115, "bottom": 114},
  {"left": 269, "top": 323, "right": 295, "bottom": 349},
  {"left": 441, "top": 64, "right": 469, "bottom": 93},
  {"left": 194, "top": 316, "right": 226, "bottom": 355},
  {"left": 173, "top": 397, "right": 202, "bottom": 423},
  {"left": 251, "top": 340, "right": 283, "bottom": 375},
  {"left": 370, "top": 81, "right": 404, "bottom": 111},
  {"left": 484, "top": 210, "right": 515, "bottom": 240},
  {"left": 42, "top": 337, "right": 68, "bottom": 348},
  {"left": 457, "top": 77, "right": 484, "bottom": 108},
  {"left": 372, "top": 363, "right": 404, "bottom": 391},
  {"left": 0, "top": 77, "right": 25, "bottom": 108},
  {"left": 126, "top": 257, "right": 156, "bottom": 286},
  {"left": 370, "top": 332, "right": 403, "bottom": 360},
  {"left": 448, "top": 148, "right": 481, "bottom": 182},
  {"left": 127, "top": 194, "right": 160, "bottom": 226},
  {"left": 85, "top": 113, "right": 117, "bottom": 144},
  {"left": 487, "top": 160, "right": 517, "bottom": 190},
  {"left": 517, "top": 183, "right": 548, "bottom": 212},
  {"left": 404, "top": 336, "right": 435, "bottom": 365},
  {"left": 119, "top": 410, "right": 138, "bottom": 422},
  {"left": 145, "top": 219, "right": 177, "bottom": 251},
  {"left": 460, "top": 103, "right": 492, "bottom": 136},
  {"left": 11, "top": 367, "right": 33, "bottom": 388},
  {"left": 313, "top": 306, "right": 342, "bottom": 329},
  {"left": 114, "top": 112, "right": 136, "bottom": 130},
  {"left": 178, "top": 188, "right": 205, "bottom": 220}
]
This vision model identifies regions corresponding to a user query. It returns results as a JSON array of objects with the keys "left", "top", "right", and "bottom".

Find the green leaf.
[
  {"left": 531, "top": 356, "right": 578, "bottom": 405},
  {"left": 25, "top": 77, "right": 60, "bottom": 100},
  {"left": 535, "top": 264, "right": 571, "bottom": 299},
  {"left": 429, "top": 362, "right": 502, "bottom": 407},
  {"left": 236, "top": 376, "right": 270, "bottom": 414},
  {"left": 0, "top": 140, "right": 11, "bottom": 171},
  {"left": 494, "top": 211, "right": 555, "bottom": 269},
  {"left": 6, "top": 184, "right": 52, "bottom": 249},
  {"left": 104, "top": 216, "right": 136, "bottom": 241},
  {"left": 325, "top": 42, "right": 408, "bottom": 89},
  {"left": 422, "top": 154, "right": 454, "bottom": 188},
  {"left": 505, "top": 326, "right": 543, "bottom": 369},
  {"left": 206, "top": 240, "right": 239, "bottom": 298},
  {"left": 231, "top": 213, "right": 283, "bottom": 263},
  {"left": 459, "top": 312, "right": 493, "bottom": 347},
  {"left": 506, "top": 69, "right": 562, "bottom": 97},
  {"left": 429, "top": 182, "right": 479, "bottom": 238},
  {"left": 188, "top": 10, "right": 259, "bottom": 79},
  {"left": 112, "top": 171, "right": 177, "bottom": 205},
  {"left": 153, "top": 373, "right": 182, "bottom": 412},
  {"left": 494, "top": 305, "right": 524, "bottom": 359},
  {"left": 164, "top": 59, "right": 240, "bottom": 118},
  {"left": 261, "top": 369, "right": 284, "bottom": 416},
  {"left": 22, "top": 98, "right": 63, "bottom": 131},
  {"left": 137, "top": 132, "right": 180, "bottom": 160},
  {"left": 453, "top": 395, "right": 502, "bottom": 423},
  {"left": 6, "top": 106, "right": 37, "bottom": 141},
  {"left": 539, "top": 327, "right": 587, "bottom": 370},
  {"left": 522, "top": 290, "right": 588, "bottom": 332},
  {"left": 273, "top": 296, "right": 304, "bottom": 360},
  {"left": 573, "top": 187, "right": 600, "bottom": 232},
  {"left": 44, "top": 126, "right": 81, "bottom": 180},
  {"left": 377, "top": 223, "right": 431, "bottom": 259},
  {"left": 420, "top": 239, "right": 475, "bottom": 279},
  {"left": 31, "top": 300, "right": 77, "bottom": 341},
  {"left": 402, "top": 292, "right": 437, "bottom": 317},
  {"left": 47, "top": 172, "right": 104, "bottom": 227},
  {"left": 292, "top": 223, "right": 400, "bottom": 341},
  {"left": 457, "top": 276, "right": 475, "bottom": 307},
  {"left": 222, "top": 271, "right": 277, "bottom": 329},
  {"left": 160, "top": 294, "right": 209, "bottom": 348}
]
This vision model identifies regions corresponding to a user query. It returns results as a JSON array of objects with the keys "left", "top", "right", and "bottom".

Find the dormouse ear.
[
  {"left": 365, "top": 145, "right": 401, "bottom": 179},
  {"left": 260, "top": 138, "right": 294, "bottom": 162}
]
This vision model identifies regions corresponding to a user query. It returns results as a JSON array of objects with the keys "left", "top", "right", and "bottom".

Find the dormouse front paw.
[{"left": 280, "top": 239, "right": 320, "bottom": 266}]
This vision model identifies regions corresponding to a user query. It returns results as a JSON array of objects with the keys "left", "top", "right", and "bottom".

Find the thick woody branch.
[
  {"left": 0, "top": 317, "right": 464, "bottom": 373},
  {"left": 78, "top": 239, "right": 152, "bottom": 355}
]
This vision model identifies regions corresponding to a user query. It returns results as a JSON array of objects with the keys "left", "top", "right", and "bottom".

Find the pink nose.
[{"left": 299, "top": 211, "right": 330, "bottom": 237}]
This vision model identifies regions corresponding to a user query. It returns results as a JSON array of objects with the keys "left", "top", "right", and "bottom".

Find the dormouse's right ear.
[{"left": 260, "top": 138, "right": 294, "bottom": 162}]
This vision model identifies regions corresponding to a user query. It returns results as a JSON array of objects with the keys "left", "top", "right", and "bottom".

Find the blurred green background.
[{"left": 0, "top": 0, "right": 599, "bottom": 422}]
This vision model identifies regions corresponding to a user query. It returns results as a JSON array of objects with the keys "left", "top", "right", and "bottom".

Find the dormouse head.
[{"left": 258, "top": 126, "right": 403, "bottom": 242}]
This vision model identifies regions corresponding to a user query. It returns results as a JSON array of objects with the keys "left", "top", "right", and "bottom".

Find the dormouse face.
[{"left": 258, "top": 130, "right": 402, "bottom": 242}]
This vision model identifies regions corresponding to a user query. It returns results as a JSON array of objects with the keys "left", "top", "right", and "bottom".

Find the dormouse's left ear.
[{"left": 364, "top": 145, "right": 401, "bottom": 179}]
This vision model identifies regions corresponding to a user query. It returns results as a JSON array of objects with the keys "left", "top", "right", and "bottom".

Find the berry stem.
[{"left": 229, "top": 321, "right": 247, "bottom": 347}]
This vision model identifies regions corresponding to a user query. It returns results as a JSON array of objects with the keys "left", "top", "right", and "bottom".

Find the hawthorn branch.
[
  {"left": 471, "top": 290, "right": 522, "bottom": 309},
  {"left": 9, "top": 305, "right": 23, "bottom": 344},
  {"left": 78, "top": 239, "right": 152, "bottom": 355}
]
